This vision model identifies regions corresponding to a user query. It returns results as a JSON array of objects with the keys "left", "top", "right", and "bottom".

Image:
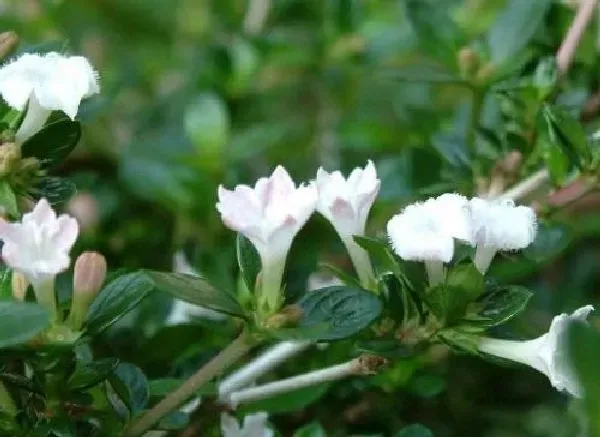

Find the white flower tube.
[
  {"left": 315, "top": 160, "right": 380, "bottom": 287},
  {"left": 470, "top": 198, "right": 537, "bottom": 274},
  {"left": 386, "top": 194, "right": 473, "bottom": 285},
  {"left": 0, "top": 52, "right": 100, "bottom": 143},
  {"left": 0, "top": 198, "right": 78, "bottom": 318},
  {"left": 221, "top": 412, "right": 273, "bottom": 437},
  {"left": 217, "top": 166, "right": 317, "bottom": 314},
  {"left": 478, "top": 305, "right": 594, "bottom": 398}
]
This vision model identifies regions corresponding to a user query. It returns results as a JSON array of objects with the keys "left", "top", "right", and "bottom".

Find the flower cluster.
[
  {"left": 387, "top": 194, "right": 537, "bottom": 283},
  {"left": 217, "top": 162, "right": 379, "bottom": 316},
  {"left": 0, "top": 52, "right": 100, "bottom": 143},
  {"left": 0, "top": 198, "right": 105, "bottom": 329}
]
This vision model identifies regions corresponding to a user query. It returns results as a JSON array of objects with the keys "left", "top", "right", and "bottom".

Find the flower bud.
[
  {"left": 0, "top": 143, "right": 21, "bottom": 177},
  {"left": 11, "top": 272, "right": 28, "bottom": 301},
  {"left": 0, "top": 32, "right": 18, "bottom": 61},
  {"left": 73, "top": 251, "right": 107, "bottom": 298},
  {"left": 457, "top": 46, "right": 478, "bottom": 79},
  {"left": 69, "top": 251, "right": 107, "bottom": 330}
]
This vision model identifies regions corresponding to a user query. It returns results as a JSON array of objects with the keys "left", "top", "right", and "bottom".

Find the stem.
[
  {"left": 31, "top": 279, "right": 57, "bottom": 322},
  {"left": 125, "top": 332, "right": 256, "bottom": 437},
  {"left": 473, "top": 245, "right": 497, "bottom": 274},
  {"left": 15, "top": 96, "right": 51, "bottom": 144},
  {"left": 343, "top": 239, "right": 376, "bottom": 290},
  {"left": 499, "top": 169, "right": 550, "bottom": 201},
  {"left": 228, "top": 355, "right": 382, "bottom": 407},
  {"left": 556, "top": 0, "right": 599, "bottom": 75},
  {"left": 425, "top": 260, "right": 445, "bottom": 287},
  {"left": 0, "top": 381, "right": 16, "bottom": 416},
  {"left": 218, "top": 340, "right": 312, "bottom": 400}
]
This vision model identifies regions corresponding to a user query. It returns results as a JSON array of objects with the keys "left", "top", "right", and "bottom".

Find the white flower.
[
  {"left": 315, "top": 161, "right": 379, "bottom": 286},
  {"left": 221, "top": 412, "right": 273, "bottom": 437},
  {"left": 0, "top": 198, "right": 78, "bottom": 284},
  {"left": 386, "top": 193, "right": 473, "bottom": 285},
  {"left": 478, "top": 305, "right": 594, "bottom": 398},
  {"left": 0, "top": 52, "right": 100, "bottom": 143},
  {"left": 217, "top": 166, "right": 317, "bottom": 312},
  {"left": 316, "top": 160, "right": 380, "bottom": 240},
  {"left": 0, "top": 198, "right": 78, "bottom": 318},
  {"left": 470, "top": 198, "right": 537, "bottom": 273}
]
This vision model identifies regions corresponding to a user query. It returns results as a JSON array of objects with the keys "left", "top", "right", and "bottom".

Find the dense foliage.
[{"left": 1, "top": 0, "right": 600, "bottom": 436}]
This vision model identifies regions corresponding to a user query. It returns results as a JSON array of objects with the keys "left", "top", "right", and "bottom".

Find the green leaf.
[
  {"left": 236, "top": 234, "right": 260, "bottom": 294},
  {"left": 404, "top": 0, "right": 463, "bottom": 68},
  {"left": 110, "top": 362, "right": 149, "bottom": 417},
  {"left": 0, "top": 301, "right": 50, "bottom": 348},
  {"left": 142, "top": 271, "right": 244, "bottom": 318},
  {"left": 0, "top": 181, "right": 18, "bottom": 218},
  {"left": 21, "top": 119, "right": 81, "bottom": 168},
  {"left": 536, "top": 110, "right": 569, "bottom": 184},
  {"left": 446, "top": 262, "right": 485, "bottom": 301},
  {"left": 353, "top": 236, "right": 411, "bottom": 287},
  {"left": 381, "top": 64, "right": 465, "bottom": 84},
  {"left": 487, "top": 0, "right": 552, "bottom": 66},
  {"left": 436, "top": 329, "right": 480, "bottom": 355},
  {"left": 0, "top": 268, "right": 12, "bottom": 300},
  {"left": 241, "top": 384, "right": 330, "bottom": 415},
  {"left": 463, "top": 285, "right": 532, "bottom": 328},
  {"left": 31, "top": 176, "right": 77, "bottom": 206},
  {"left": 297, "top": 286, "right": 382, "bottom": 341},
  {"left": 568, "top": 321, "right": 600, "bottom": 434},
  {"left": 396, "top": 424, "right": 434, "bottom": 437},
  {"left": 68, "top": 358, "right": 120, "bottom": 391},
  {"left": 85, "top": 272, "right": 155, "bottom": 334},
  {"left": 293, "top": 422, "right": 327, "bottom": 437},
  {"left": 184, "top": 92, "right": 229, "bottom": 157},
  {"left": 533, "top": 56, "right": 558, "bottom": 100},
  {"left": 157, "top": 411, "right": 190, "bottom": 430},
  {"left": 524, "top": 222, "right": 571, "bottom": 263},
  {"left": 543, "top": 104, "right": 592, "bottom": 168}
]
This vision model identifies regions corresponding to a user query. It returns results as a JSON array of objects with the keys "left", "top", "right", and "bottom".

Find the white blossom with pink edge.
[
  {"left": 0, "top": 52, "right": 100, "bottom": 143},
  {"left": 221, "top": 412, "right": 273, "bottom": 437},
  {"left": 0, "top": 198, "right": 78, "bottom": 317},
  {"left": 478, "top": 305, "right": 594, "bottom": 398},
  {"left": 217, "top": 166, "right": 317, "bottom": 313},
  {"left": 315, "top": 160, "right": 379, "bottom": 287}
]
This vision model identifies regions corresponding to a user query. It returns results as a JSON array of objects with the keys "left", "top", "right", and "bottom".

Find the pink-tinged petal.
[
  {"left": 0, "top": 219, "right": 24, "bottom": 245},
  {"left": 217, "top": 185, "right": 262, "bottom": 233},
  {"left": 53, "top": 215, "right": 79, "bottom": 251},
  {"left": 268, "top": 166, "right": 295, "bottom": 203},
  {"left": 24, "top": 198, "right": 56, "bottom": 226}
]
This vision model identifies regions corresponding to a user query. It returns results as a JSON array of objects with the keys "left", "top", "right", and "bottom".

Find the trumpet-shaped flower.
[
  {"left": 217, "top": 166, "right": 317, "bottom": 313},
  {"left": 478, "top": 305, "right": 594, "bottom": 398},
  {"left": 470, "top": 198, "right": 537, "bottom": 273},
  {"left": 0, "top": 198, "right": 78, "bottom": 317},
  {"left": 387, "top": 193, "right": 473, "bottom": 285},
  {"left": 221, "top": 412, "right": 273, "bottom": 437},
  {"left": 0, "top": 52, "right": 100, "bottom": 143},
  {"left": 315, "top": 161, "right": 380, "bottom": 286}
]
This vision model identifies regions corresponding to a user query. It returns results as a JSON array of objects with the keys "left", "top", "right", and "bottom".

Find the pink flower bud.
[{"left": 73, "top": 251, "right": 107, "bottom": 298}]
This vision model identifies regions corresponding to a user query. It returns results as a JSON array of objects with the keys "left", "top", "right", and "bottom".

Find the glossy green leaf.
[
  {"left": 536, "top": 110, "right": 570, "bottom": 184},
  {"left": 297, "top": 286, "right": 382, "bottom": 341},
  {"left": 533, "top": 56, "right": 558, "bottom": 100},
  {"left": 0, "top": 301, "right": 50, "bottom": 348},
  {"left": 143, "top": 271, "right": 244, "bottom": 318},
  {"left": 110, "top": 362, "right": 149, "bottom": 417},
  {"left": 68, "top": 358, "right": 120, "bottom": 391},
  {"left": 396, "top": 424, "right": 434, "bottom": 437},
  {"left": 236, "top": 234, "right": 261, "bottom": 294},
  {"left": 21, "top": 119, "right": 81, "bottom": 168},
  {"left": 446, "top": 262, "right": 485, "bottom": 301},
  {"left": 85, "top": 272, "right": 155, "bottom": 334},
  {"left": 463, "top": 285, "right": 532, "bottom": 328},
  {"left": 31, "top": 176, "right": 77, "bottom": 206},
  {"left": 242, "top": 384, "right": 330, "bottom": 415},
  {"left": 487, "top": 0, "right": 552, "bottom": 66},
  {"left": 543, "top": 104, "right": 592, "bottom": 168}
]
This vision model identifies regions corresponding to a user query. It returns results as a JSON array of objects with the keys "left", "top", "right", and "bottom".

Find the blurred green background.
[{"left": 3, "top": 0, "right": 600, "bottom": 435}]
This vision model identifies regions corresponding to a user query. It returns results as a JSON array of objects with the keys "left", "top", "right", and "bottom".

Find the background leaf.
[{"left": 0, "top": 301, "right": 49, "bottom": 348}]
